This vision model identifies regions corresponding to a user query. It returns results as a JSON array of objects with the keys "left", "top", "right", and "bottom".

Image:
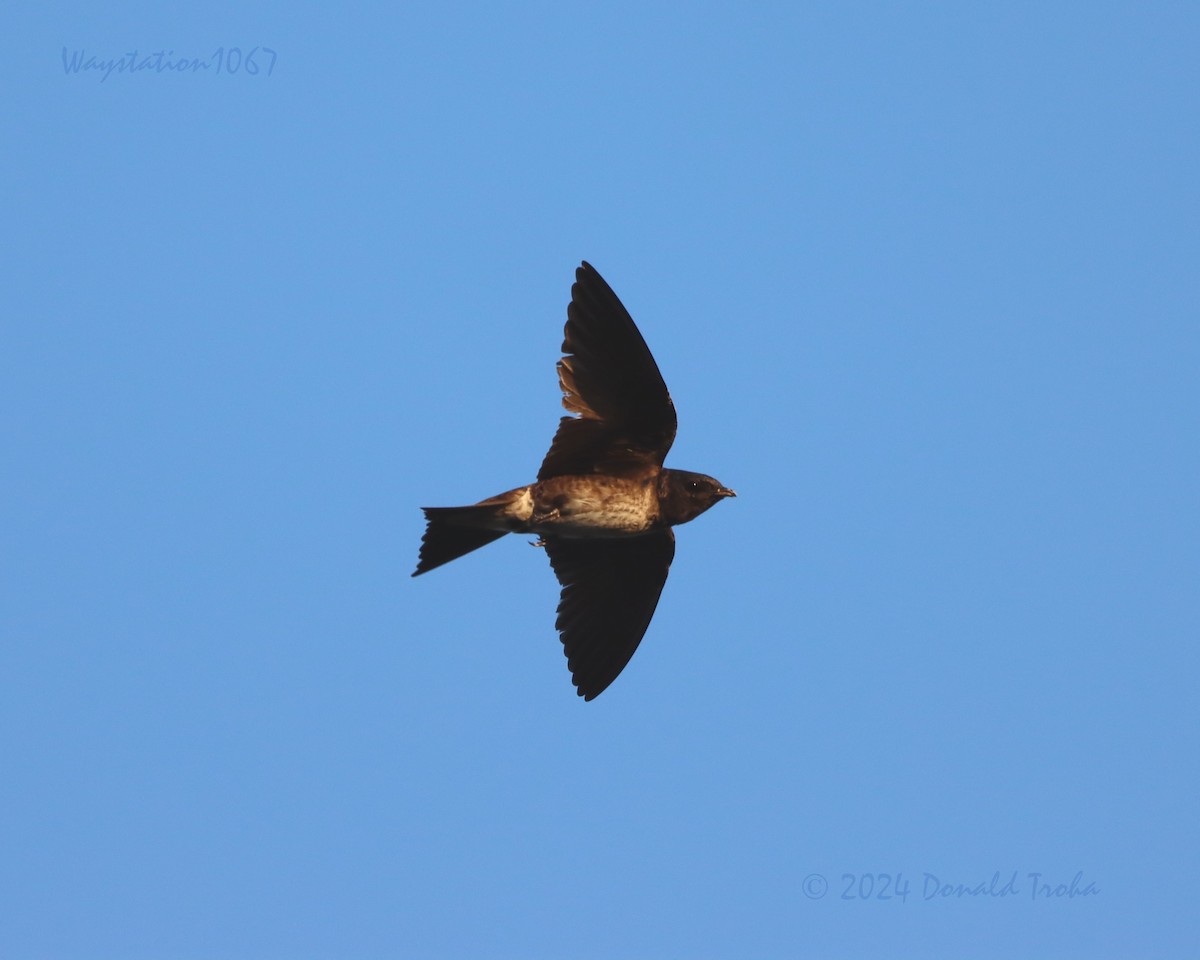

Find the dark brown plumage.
[{"left": 413, "top": 262, "right": 734, "bottom": 700}]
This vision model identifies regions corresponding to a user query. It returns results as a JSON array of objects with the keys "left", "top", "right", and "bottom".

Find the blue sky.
[{"left": 3, "top": 2, "right": 1197, "bottom": 957}]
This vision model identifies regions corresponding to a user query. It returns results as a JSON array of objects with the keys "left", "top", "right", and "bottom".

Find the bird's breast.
[{"left": 530, "top": 474, "right": 660, "bottom": 537}]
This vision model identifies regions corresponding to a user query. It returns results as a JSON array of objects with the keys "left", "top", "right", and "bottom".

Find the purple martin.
[{"left": 412, "top": 262, "right": 735, "bottom": 700}]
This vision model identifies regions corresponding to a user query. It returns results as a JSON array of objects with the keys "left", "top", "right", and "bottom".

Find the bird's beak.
[{"left": 717, "top": 487, "right": 737, "bottom": 498}]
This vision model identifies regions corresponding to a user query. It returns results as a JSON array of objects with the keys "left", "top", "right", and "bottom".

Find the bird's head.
[{"left": 659, "top": 469, "right": 737, "bottom": 526}]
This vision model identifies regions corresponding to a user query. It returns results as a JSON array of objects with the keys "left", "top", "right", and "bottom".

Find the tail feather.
[
  {"left": 413, "top": 515, "right": 506, "bottom": 576},
  {"left": 412, "top": 488, "right": 530, "bottom": 576}
]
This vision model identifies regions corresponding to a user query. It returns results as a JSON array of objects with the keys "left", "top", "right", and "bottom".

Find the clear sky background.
[{"left": 3, "top": 2, "right": 1197, "bottom": 958}]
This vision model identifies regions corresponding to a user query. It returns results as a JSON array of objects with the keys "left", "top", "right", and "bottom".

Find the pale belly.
[{"left": 528, "top": 474, "right": 659, "bottom": 538}]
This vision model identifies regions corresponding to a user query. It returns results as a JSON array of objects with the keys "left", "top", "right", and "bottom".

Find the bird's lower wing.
[{"left": 544, "top": 530, "right": 676, "bottom": 700}]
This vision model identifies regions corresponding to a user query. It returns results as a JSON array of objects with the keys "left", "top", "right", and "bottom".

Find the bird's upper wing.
[
  {"left": 537, "top": 262, "right": 678, "bottom": 480},
  {"left": 544, "top": 530, "right": 676, "bottom": 700}
]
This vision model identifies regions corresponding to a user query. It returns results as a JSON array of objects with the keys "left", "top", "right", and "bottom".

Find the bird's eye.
[{"left": 687, "top": 480, "right": 702, "bottom": 492}]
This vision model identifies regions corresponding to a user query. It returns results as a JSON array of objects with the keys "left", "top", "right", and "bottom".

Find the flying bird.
[{"left": 412, "top": 262, "right": 735, "bottom": 700}]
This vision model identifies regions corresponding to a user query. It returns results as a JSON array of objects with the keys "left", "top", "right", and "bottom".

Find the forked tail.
[{"left": 412, "top": 488, "right": 530, "bottom": 576}]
